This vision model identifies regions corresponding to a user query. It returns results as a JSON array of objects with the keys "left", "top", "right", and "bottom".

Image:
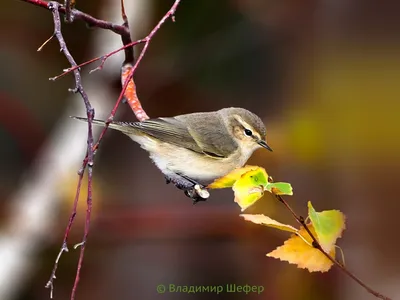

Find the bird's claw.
[
  {"left": 184, "top": 184, "right": 210, "bottom": 204},
  {"left": 167, "top": 175, "right": 210, "bottom": 203}
]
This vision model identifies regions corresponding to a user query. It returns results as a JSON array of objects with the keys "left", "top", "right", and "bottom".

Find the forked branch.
[
  {"left": 41, "top": 2, "right": 94, "bottom": 299},
  {"left": 20, "top": 0, "right": 182, "bottom": 299}
]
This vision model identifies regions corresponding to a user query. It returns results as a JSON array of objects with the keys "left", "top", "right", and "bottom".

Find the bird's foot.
[
  {"left": 167, "top": 179, "right": 210, "bottom": 204},
  {"left": 184, "top": 184, "right": 210, "bottom": 204},
  {"left": 167, "top": 175, "right": 210, "bottom": 203}
]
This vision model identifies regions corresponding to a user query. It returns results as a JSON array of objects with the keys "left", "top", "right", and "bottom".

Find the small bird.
[{"left": 72, "top": 107, "right": 272, "bottom": 203}]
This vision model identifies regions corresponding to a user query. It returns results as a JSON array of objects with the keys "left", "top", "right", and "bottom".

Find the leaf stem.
[{"left": 275, "top": 195, "right": 392, "bottom": 300}]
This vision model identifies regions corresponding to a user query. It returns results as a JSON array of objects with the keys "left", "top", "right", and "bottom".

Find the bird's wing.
[
  {"left": 177, "top": 113, "right": 239, "bottom": 158},
  {"left": 121, "top": 115, "right": 237, "bottom": 158}
]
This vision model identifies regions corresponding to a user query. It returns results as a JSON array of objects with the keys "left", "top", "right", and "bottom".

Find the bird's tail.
[{"left": 70, "top": 116, "right": 131, "bottom": 133}]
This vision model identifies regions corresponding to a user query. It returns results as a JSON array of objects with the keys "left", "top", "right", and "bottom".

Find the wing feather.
[{"left": 118, "top": 113, "right": 237, "bottom": 158}]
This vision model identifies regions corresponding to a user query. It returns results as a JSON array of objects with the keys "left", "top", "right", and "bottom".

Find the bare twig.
[
  {"left": 47, "top": 0, "right": 182, "bottom": 84},
  {"left": 45, "top": 167, "right": 84, "bottom": 298},
  {"left": 118, "top": 0, "right": 181, "bottom": 120},
  {"left": 87, "top": 0, "right": 182, "bottom": 144},
  {"left": 44, "top": 0, "right": 181, "bottom": 298},
  {"left": 119, "top": 0, "right": 135, "bottom": 107},
  {"left": 51, "top": 0, "right": 181, "bottom": 121},
  {"left": 50, "top": 0, "right": 181, "bottom": 121},
  {"left": 20, "top": 0, "right": 130, "bottom": 36},
  {"left": 64, "top": 0, "right": 73, "bottom": 22},
  {"left": 49, "top": 40, "right": 145, "bottom": 80},
  {"left": 44, "top": 3, "right": 94, "bottom": 299},
  {"left": 275, "top": 195, "right": 392, "bottom": 300},
  {"left": 51, "top": 39, "right": 148, "bottom": 80},
  {"left": 119, "top": 0, "right": 134, "bottom": 66},
  {"left": 50, "top": 0, "right": 182, "bottom": 168}
]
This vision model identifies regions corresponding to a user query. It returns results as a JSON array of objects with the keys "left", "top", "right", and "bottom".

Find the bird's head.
[{"left": 220, "top": 107, "right": 273, "bottom": 154}]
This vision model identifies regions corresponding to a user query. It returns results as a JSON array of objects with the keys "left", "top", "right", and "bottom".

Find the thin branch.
[
  {"left": 55, "top": 0, "right": 182, "bottom": 164},
  {"left": 24, "top": 0, "right": 180, "bottom": 298},
  {"left": 119, "top": 0, "right": 181, "bottom": 120},
  {"left": 45, "top": 0, "right": 138, "bottom": 81},
  {"left": 48, "top": 0, "right": 182, "bottom": 83},
  {"left": 275, "top": 195, "right": 392, "bottom": 300},
  {"left": 64, "top": 0, "right": 73, "bottom": 22},
  {"left": 47, "top": 1, "right": 181, "bottom": 296},
  {"left": 119, "top": 0, "right": 135, "bottom": 107},
  {"left": 50, "top": 0, "right": 182, "bottom": 118},
  {"left": 51, "top": 39, "right": 148, "bottom": 80},
  {"left": 49, "top": 40, "right": 145, "bottom": 80},
  {"left": 119, "top": 0, "right": 134, "bottom": 67},
  {"left": 19, "top": 0, "right": 130, "bottom": 36},
  {"left": 37, "top": 33, "right": 55, "bottom": 51},
  {"left": 86, "top": 0, "right": 182, "bottom": 145},
  {"left": 120, "top": 0, "right": 128, "bottom": 24},
  {"left": 44, "top": 3, "right": 94, "bottom": 300},
  {"left": 45, "top": 165, "right": 84, "bottom": 298}
]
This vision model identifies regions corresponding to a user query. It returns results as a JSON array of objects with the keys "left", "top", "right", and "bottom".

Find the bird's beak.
[{"left": 257, "top": 140, "right": 273, "bottom": 152}]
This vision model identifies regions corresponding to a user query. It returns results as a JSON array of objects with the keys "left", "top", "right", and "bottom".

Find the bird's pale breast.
[{"left": 130, "top": 133, "right": 252, "bottom": 183}]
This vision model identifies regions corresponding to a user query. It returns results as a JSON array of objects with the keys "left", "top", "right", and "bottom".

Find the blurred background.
[{"left": 1, "top": 0, "right": 400, "bottom": 299}]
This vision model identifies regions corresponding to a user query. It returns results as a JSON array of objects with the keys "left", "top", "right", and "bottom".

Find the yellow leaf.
[
  {"left": 232, "top": 168, "right": 269, "bottom": 211},
  {"left": 240, "top": 214, "right": 298, "bottom": 233},
  {"left": 207, "top": 165, "right": 260, "bottom": 189},
  {"left": 233, "top": 183, "right": 264, "bottom": 212},
  {"left": 267, "top": 225, "right": 335, "bottom": 272},
  {"left": 307, "top": 201, "right": 346, "bottom": 253}
]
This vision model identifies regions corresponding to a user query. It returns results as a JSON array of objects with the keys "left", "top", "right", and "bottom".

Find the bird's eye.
[{"left": 244, "top": 129, "right": 253, "bottom": 136}]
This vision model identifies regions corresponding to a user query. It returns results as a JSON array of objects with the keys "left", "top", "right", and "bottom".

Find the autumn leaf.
[
  {"left": 233, "top": 181, "right": 264, "bottom": 211},
  {"left": 240, "top": 214, "right": 298, "bottom": 233},
  {"left": 265, "top": 182, "right": 293, "bottom": 196},
  {"left": 307, "top": 201, "right": 346, "bottom": 253},
  {"left": 267, "top": 224, "right": 335, "bottom": 272},
  {"left": 232, "top": 168, "right": 269, "bottom": 211},
  {"left": 207, "top": 165, "right": 260, "bottom": 189},
  {"left": 240, "top": 168, "right": 269, "bottom": 187}
]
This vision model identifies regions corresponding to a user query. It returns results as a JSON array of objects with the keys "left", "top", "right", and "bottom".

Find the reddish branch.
[
  {"left": 49, "top": 40, "right": 145, "bottom": 80},
  {"left": 118, "top": 0, "right": 181, "bottom": 121},
  {"left": 20, "top": 0, "right": 181, "bottom": 299},
  {"left": 41, "top": 2, "right": 94, "bottom": 300},
  {"left": 51, "top": 0, "right": 181, "bottom": 121},
  {"left": 93, "top": 0, "right": 182, "bottom": 138}
]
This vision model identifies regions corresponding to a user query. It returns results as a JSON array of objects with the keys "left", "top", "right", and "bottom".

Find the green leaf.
[
  {"left": 307, "top": 201, "right": 346, "bottom": 253},
  {"left": 265, "top": 182, "right": 293, "bottom": 196}
]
